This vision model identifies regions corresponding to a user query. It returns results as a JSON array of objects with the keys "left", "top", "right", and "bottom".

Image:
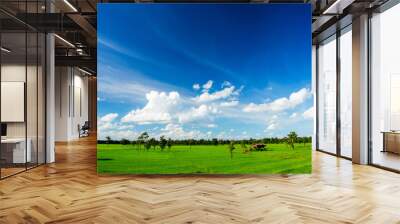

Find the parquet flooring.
[{"left": 1, "top": 135, "right": 400, "bottom": 223}]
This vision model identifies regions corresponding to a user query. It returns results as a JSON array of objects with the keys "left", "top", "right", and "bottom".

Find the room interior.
[
  {"left": 0, "top": 30, "right": 46, "bottom": 178},
  {"left": 0, "top": 0, "right": 400, "bottom": 222}
]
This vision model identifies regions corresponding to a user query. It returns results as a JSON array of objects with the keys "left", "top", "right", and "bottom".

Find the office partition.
[{"left": 0, "top": 1, "right": 47, "bottom": 179}]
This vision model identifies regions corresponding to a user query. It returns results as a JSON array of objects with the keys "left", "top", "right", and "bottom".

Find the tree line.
[{"left": 98, "top": 132, "right": 312, "bottom": 147}]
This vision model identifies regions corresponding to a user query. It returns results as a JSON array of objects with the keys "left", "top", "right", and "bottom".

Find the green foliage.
[
  {"left": 149, "top": 138, "right": 157, "bottom": 150},
  {"left": 99, "top": 136, "right": 312, "bottom": 146},
  {"left": 240, "top": 141, "right": 249, "bottom": 153},
  {"left": 144, "top": 141, "right": 151, "bottom": 150},
  {"left": 120, "top": 138, "right": 130, "bottom": 145},
  {"left": 212, "top": 138, "right": 219, "bottom": 146},
  {"left": 137, "top": 132, "right": 149, "bottom": 150},
  {"left": 228, "top": 141, "right": 235, "bottom": 159},
  {"left": 287, "top": 131, "right": 298, "bottom": 150},
  {"left": 188, "top": 139, "right": 194, "bottom": 150},
  {"left": 105, "top": 136, "right": 111, "bottom": 144},
  {"left": 167, "top": 138, "right": 172, "bottom": 150},
  {"left": 159, "top": 136, "right": 167, "bottom": 151}
]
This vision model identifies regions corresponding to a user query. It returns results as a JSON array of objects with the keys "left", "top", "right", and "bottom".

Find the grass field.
[{"left": 97, "top": 143, "right": 311, "bottom": 174}]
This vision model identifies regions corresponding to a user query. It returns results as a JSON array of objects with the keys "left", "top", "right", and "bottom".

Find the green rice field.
[{"left": 97, "top": 143, "right": 311, "bottom": 174}]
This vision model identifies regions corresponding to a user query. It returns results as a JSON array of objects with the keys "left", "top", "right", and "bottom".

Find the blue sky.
[{"left": 97, "top": 4, "right": 313, "bottom": 140}]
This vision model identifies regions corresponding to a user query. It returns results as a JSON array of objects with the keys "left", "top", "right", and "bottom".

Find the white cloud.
[
  {"left": 160, "top": 123, "right": 203, "bottom": 140},
  {"left": 98, "top": 65, "right": 189, "bottom": 105},
  {"left": 99, "top": 113, "right": 119, "bottom": 123},
  {"left": 121, "top": 91, "right": 180, "bottom": 124},
  {"left": 220, "top": 100, "right": 239, "bottom": 107},
  {"left": 267, "top": 123, "right": 276, "bottom": 130},
  {"left": 217, "top": 131, "right": 228, "bottom": 139},
  {"left": 290, "top": 113, "right": 298, "bottom": 118},
  {"left": 202, "top": 80, "right": 213, "bottom": 92},
  {"left": 98, "top": 113, "right": 137, "bottom": 140},
  {"left": 193, "top": 83, "right": 200, "bottom": 90},
  {"left": 243, "top": 88, "right": 311, "bottom": 112},
  {"left": 303, "top": 106, "right": 314, "bottom": 119},
  {"left": 178, "top": 104, "right": 218, "bottom": 123},
  {"left": 207, "top": 124, "right": 217, "bottom": 128},
  {"left": 195, "top": 86, "right": 235, "bottom": 103},
  {"left": 265, "top": 115, "right": 279, "bottom": 131},
  {"left": 98, "top": 130, "right": 138, "bottom": 141},
  {"left": 98, "top": 38, "right": 156, "bottom": 65}
]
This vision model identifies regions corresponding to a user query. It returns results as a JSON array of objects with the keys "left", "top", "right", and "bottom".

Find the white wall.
[
  {"left": 1, "top": 63, "right": 46, "bottom": 164},
  {"left": 1, "top": 65, "right": 41, "bottom": 137},
  {"left": 55, "top": 67, "right": 89, "bottom": 141}
]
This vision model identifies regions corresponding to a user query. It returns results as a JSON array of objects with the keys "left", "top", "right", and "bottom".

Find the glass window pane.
[
  {"left": 371, "top": 3, "right": 400, "bottom": 171},
  {"left": 318, "top": 36, "right": 337, "bottom": 154},
  {"left": 340, "top": 28, "right": 352, "bottom": 158},
  {"left": 27, "top": 31, "right": 38, "bottom": 169},
  {"left": 1, "top": 31, "right": 27, "bottom": 177}
]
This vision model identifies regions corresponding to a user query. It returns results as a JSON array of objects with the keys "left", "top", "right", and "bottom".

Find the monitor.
[{"left": 1, "top": 123, "right": 7, "bottom": 137}]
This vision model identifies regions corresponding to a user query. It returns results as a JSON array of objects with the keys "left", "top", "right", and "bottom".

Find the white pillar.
[
  {"left": 352, "top": 14, "right": 369, "bottom": 164},
  {"left": 46, "top": 32, "right": 55, "bottom": 163}
]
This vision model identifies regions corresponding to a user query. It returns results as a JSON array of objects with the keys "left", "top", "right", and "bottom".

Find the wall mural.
[{"left": 97, "top": 4, "right": 312, "bottom": 174}]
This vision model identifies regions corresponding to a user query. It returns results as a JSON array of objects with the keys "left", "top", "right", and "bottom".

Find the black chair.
[{"left": 79, "top": 121, "right": 90, "bottom": 138}]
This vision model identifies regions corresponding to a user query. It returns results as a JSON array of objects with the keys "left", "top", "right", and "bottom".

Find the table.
[
  {"left": 381, "top": 131, "right": 400, "bottom": 154},
  {"left": 1, "top": 138, "right": 31, "bottom": 164}
]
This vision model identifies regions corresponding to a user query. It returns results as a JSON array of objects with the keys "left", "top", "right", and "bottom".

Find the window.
[
  {"left": 339, "top": 27, "right": 352, "bottom": 158},
  {"left": 317, "top": 35, "right": 337, "bottom": 154},
  {"left": 370, "top": 2, "right": 400, "bottom": 171}
]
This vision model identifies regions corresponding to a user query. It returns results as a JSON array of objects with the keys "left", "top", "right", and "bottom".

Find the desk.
[
  {"left": 1, "top": 138, "right": 31, "bottom": 163},
  {"left": 382, "top": 131, "right": 400, "bottom": 154}
]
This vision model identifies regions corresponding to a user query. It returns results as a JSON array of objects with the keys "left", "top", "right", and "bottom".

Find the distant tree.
[
  {"left": 149, "top": 138, "right": 157, "bottom": 150},
  {"left": 137, "top": 132, "right": 149, "bottom": 150},
  {"left": 300, "top": 137, "right": 306, "bottom": 146},
  {"left": 249, "top": 138, "right": 255, "bottom": 144},
  {"left": 287, "top": 131, "right": 298, "bottom": 149},
  {"left": 159, "top": 136, "right": 167, "bottom": 151},
  {"left": 212, "top": 138, "right": 218, "bottom": 146},
  {"left": 167, "top": 138, "right": 172, "bottom": 150},
  {"left": 120, "top": 138, "right": 130, "bottom": 145},
  {"left": 228, "top": 141, "right": 235, "bottom": 159},
  {"left": 105, "top": 136, "right": 111, "bottom": 144},
  {"left": 240, "top": 140, "right": 248, "bottom": 153},
  {"left": 189, "top": 139, "right": 194, "bottom": 150},
  {"left": 144, "top": 140, "right": 151, "bottom": 150}
]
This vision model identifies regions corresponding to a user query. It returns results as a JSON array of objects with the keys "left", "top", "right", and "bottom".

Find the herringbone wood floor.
[{"left": 1, "top": 136, "right": 400, "bottom": 224}]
